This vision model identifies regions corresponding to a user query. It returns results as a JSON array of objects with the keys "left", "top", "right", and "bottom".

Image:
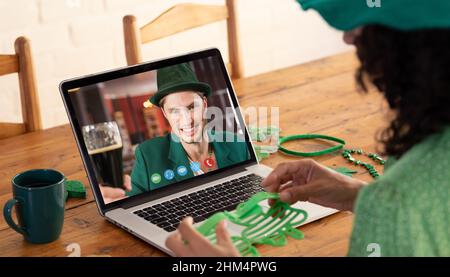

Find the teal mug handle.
[{"left": 3, "top": 199, "right": 26, "bottom": 235}]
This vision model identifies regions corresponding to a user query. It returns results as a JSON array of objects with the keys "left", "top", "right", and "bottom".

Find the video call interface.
[{"left": 69, "top": 56, "right": 251, "bottom": 204}]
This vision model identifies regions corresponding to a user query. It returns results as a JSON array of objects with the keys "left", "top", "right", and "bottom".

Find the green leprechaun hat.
[{"left": 149, "top": 63, "right": 211, "bottom": 107}]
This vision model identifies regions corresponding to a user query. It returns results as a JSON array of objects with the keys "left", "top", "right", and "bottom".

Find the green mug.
[{"left": 3, "top": 169, "right": 65, "bottom": 244}]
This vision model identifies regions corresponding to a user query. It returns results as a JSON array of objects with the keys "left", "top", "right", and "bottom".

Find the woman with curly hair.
[{"left": 165, "top": 0, "right": 450, "bottom": 256}]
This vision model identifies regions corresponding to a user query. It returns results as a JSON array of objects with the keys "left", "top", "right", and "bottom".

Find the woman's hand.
[
  {"left": 99, "top": 175, "right": 132, "bottom": 204},
  {"left": 261, "top": 159, "right": 367, "bottom": 211},
  {"left": 165, "top": 217, "right": 240, "bottom": 257}
]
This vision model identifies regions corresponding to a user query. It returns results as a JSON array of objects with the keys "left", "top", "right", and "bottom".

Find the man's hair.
[{"left": 355, "top": 25, "right": 450, "bottom": 158}]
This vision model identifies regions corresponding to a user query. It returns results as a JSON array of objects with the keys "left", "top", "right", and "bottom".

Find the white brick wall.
[
  {"left": 0, "top": 1, "right": 40, "bottom": 32},
  {"left": 38, "top": 0, "right": 104, "bottom": 23},
  {"left": 0, "top": 0, "right": 350, "bottom": 129}
]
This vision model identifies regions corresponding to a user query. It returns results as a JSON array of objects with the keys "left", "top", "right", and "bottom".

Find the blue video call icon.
[
  {"left": 177, "top": 165, "right": 188, "bottom": 176},
  {"left": 164, "top": 169, "right": 175, "bottom": 180},
  {"left": 190, "top": 162, "right": 201, "bottom": 173}
]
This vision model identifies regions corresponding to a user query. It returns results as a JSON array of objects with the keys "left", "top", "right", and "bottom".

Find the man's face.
[{"left": 161, "top": 91, "right": 207, "bottom": 144}]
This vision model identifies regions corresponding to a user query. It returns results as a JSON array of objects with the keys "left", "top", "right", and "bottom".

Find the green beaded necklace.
[{"left": 341, "top": 148, "right": 386, "bottom": 179}]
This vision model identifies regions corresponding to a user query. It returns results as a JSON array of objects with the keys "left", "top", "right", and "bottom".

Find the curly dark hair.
[{"left": 354, "top": 25, "right": 450, "bottom": 158}]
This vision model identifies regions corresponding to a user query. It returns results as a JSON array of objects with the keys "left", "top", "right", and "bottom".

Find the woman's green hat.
[
  {"left": 149, "top": 63, "right": 211, "bottom": 107},
  {"left": 297, "top": 0, "right": 450, "bottom": 31}
]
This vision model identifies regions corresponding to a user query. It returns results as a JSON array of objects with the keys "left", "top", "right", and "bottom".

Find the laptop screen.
[{"left": 62, "top": 50, "right": 253, "bottom": 206}]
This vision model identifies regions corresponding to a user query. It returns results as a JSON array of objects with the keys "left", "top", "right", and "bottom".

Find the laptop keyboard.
[{"left": 132, "top": 174, "right": 264, "bottom": 232}]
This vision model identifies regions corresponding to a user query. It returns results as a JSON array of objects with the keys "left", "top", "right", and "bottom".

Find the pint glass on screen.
[{"left": 82, "top": 121, "right": 124, "bottom": 189}]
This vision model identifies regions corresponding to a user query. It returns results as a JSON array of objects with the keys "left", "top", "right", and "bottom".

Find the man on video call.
[{"left": 100, "top": 63, "right": 249, "bottom": 203}]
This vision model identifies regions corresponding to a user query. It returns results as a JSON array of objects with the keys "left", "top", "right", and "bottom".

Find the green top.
[
  {"left": 348, "top": 127, "right": 450, "bottom": 256},
  {"left": 127, "top": 131, "right": 250, "bottom": 196}
]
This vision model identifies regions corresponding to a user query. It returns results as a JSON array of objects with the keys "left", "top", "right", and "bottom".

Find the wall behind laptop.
[{"left": 0, "top": 0, "right": 351, "bottom": 129}]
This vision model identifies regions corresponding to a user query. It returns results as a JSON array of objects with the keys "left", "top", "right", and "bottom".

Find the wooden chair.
[
  {"left": 123, "top": 1, "right": 243, "bottom": 79},
  {"left": 0, "top": 37, "right": 42, "bottom": 139}
]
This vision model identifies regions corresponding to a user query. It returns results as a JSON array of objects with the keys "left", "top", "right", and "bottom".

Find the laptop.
[{"left": 59, "top": 48, "right": 337, "bottom": 255}]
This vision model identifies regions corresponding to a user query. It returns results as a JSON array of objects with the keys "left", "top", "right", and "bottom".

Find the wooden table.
[{"left": 0, "top": 52, "right": 387, "bottom": 257}]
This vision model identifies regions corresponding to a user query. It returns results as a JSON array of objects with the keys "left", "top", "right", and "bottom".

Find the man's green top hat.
[
  {"left": 149, "top": 63, "right": 211, "bottom": 107},
  {"left": 296, "top": 0, "right": 450, "bottom": 31}
]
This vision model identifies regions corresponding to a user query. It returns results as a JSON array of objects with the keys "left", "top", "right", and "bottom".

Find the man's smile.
[{"left": 179, "top": 125, "right": 199, "bottom": 137}]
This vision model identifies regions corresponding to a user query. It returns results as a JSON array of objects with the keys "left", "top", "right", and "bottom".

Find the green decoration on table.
[
  {"left": 254, "top": 150, "right": 270, "bottom": 162},
  {"left": 249, "top": 126, "right": 280, "bottom": 162},
  {"left": 248, "top": 127, "right": 384, "bottom": 179},
  {"left": 331, "top": 166, "right": 358, "bottom": 177},
  {"left": 197, "top": 192, "right": 308, "bottom": 257},
  {"left": 341, "top": 149, "right": 386, "bottom": 179},
  {"left": 65, "top": 180, "right": 87, "bottom": 200},
  {"left": 278, "top": 134, "right": 346, "bottom": 157},
  {"left": 276, "top": 134, "right": 384, "bottom": 179}
]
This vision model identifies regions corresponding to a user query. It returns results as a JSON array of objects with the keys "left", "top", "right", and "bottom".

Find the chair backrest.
[
  {"left": 123, "top": 1, "right": 243, "bottom": 78},
  {"left": 0, "top": 36, "right": 42, "bottom": 139}
]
